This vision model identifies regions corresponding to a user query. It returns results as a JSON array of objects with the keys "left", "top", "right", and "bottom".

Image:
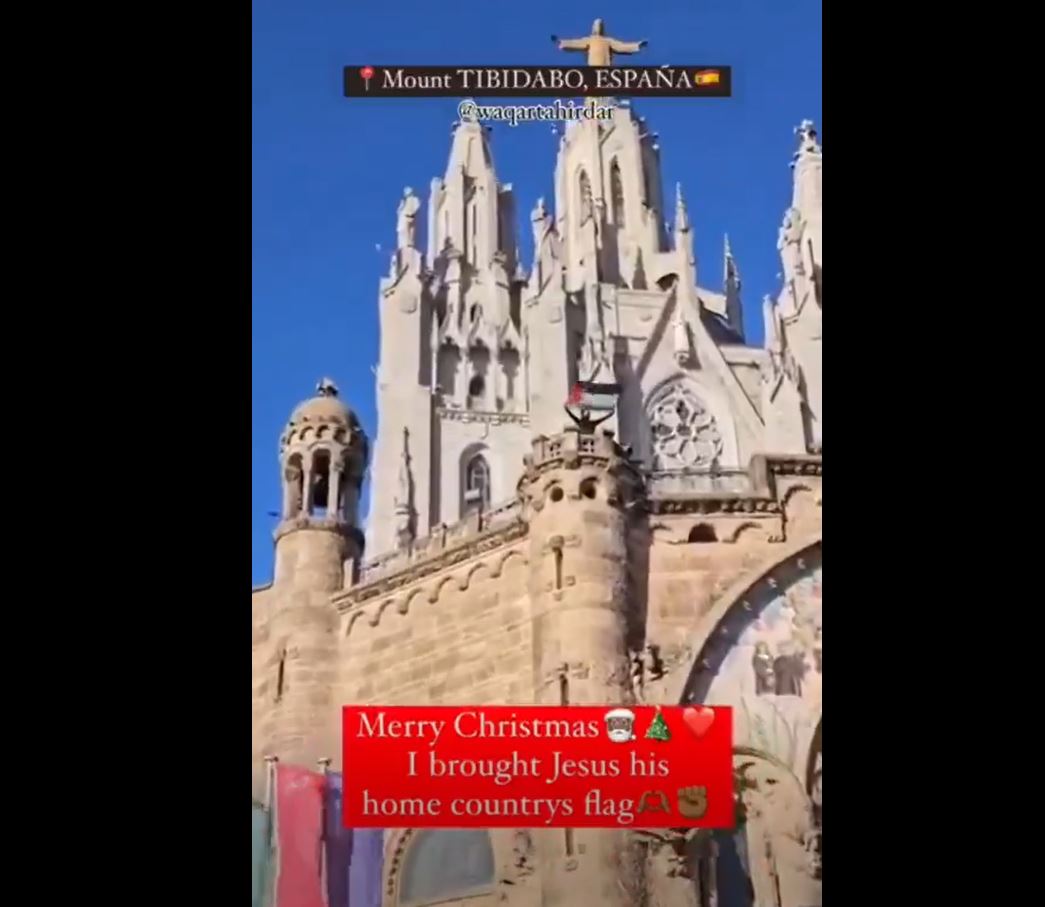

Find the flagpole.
[
  {"left": 263, "top": 756, "right": 278, "bottom": 907},
  {"left": 264, "top": 755, "right": 278, "bottom": 812},
  {"left": 318, "top": 757, "right": 331, "bottom": 895}
]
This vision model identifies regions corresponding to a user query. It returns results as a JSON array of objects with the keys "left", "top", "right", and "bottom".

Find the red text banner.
[{"left": 342, "top": 705, "right": 733, "bottom": 829}]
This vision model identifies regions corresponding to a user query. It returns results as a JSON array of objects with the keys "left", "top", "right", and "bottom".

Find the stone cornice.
[
  {"left": 334, "top": 519, "right": 527, "bottom": 611},
  {"left": 273, "top": 517, "right": 364, "bottom": 547},
  {"left": 767, "top": 455, "right": 822, "bottom": 476},
  {"left": 436, "top": 407, "right": 530, "bottom": 426},
  {"left": 648, "top": 496, "right": 780, "bottom": 516},
  {"left": 647, "top": 454, "right": 820, "bottom": 516}
]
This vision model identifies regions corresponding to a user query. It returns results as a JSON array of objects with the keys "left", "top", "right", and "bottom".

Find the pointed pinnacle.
[
  {"left": 724, "top": 234, "right": 740, "bottom": 287},
  {"left": 674, "top": 183, "right": 689, "bottom": 232}
]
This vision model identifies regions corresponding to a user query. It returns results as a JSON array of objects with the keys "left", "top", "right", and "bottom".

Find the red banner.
[
  {"left": 274, "top": 764, "right": 326, "bottom": 907},
  {"left": 342, "top": 705, "right": 733, "bottom": 829}
]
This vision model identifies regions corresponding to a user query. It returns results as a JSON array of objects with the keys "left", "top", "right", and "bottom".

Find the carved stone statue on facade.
[
  {"left": 393, "top": 427, "right": 415, "bottom": 549},
  {"left": 773, "top": 639, "right": 805, "bottom": 696},
  {"left": 752, "top": 641, "right": 775, "bottom": 694},
  {"left": 397, "top": 187, "right": 421, "bottom": 250},
  {"left": 672, "top": 299, "right": 690, "bottom": 365},
  {"left": 796, "top": 119, "right": 821, "bottom": 157},
  {"left": 552, "top": 19, "right": 647, "bottom": 67},
  {"left": 778, "top": 207, "right": 805, "bottom": 282}
]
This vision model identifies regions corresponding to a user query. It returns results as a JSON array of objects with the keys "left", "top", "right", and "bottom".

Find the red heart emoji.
[{"left": 683, "top": 706, "right": 715, "bottom": 738}]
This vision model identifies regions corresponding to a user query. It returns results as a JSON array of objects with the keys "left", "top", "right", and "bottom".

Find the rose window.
[{"left": 649, "top": 385, "right": 722, "bottom": 468}]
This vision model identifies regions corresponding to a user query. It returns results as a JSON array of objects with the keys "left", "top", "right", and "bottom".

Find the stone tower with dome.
[{"left": 252, "top": 102, "right": 822, "bottom": 907}]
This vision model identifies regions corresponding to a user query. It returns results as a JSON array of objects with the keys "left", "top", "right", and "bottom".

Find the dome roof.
[{"left": 288, "top": 378, "right": 357, "bottom": 427}]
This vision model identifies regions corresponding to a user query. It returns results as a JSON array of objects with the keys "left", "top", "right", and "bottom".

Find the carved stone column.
[
  {"left": 328, "top": 458, "right": 342, "bottom": 518},
  {"left": 301, "top": 461, "right": 313, "bottom": 516}
]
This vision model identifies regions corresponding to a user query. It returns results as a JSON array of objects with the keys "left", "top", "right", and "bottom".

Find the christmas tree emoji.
[{"left": 645, "top": 708, "right": 671, "bottom": 742}]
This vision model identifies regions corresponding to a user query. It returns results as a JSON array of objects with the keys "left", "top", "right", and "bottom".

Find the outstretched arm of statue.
[
  {"left": 608, "top": 38, "right": 647, "bottom": 54},
  {"left": 554, "top": 35, "right": 591, "bottom": 51}
]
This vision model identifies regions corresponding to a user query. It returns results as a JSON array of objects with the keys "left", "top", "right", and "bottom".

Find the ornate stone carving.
[
  {"left": 648, "top": 383, "right": 723, "bottom": 469},
  {"left": 672, "top": 301, "right": 691, "bottom": 366},
  {"left": 778, "top": 207, "right": 805, "bottom": 282},
  {"left": 436, "top": 407, "right": 530, "bottom": 426},
  {"left": 649, "top": 497, "right": 779, "bottom": 516},
  {"left": 769, "top": 457, "right": 822, "bottom": 476},
  {"left": 396, "top": 187, "right": 420, "bottom": 250}
]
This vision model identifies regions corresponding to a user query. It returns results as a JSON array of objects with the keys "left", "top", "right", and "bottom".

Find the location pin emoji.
[{"left": 360, "top": 66, "right": 374, "bottom": 92}]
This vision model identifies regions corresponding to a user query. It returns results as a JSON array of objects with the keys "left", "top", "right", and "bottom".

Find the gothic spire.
[
  {"left": 724, "top": 234, "right": 744, "bottom": 340},
  {"left": 674, "top": 183, "right": 690, "bottom": 236},
  {"left": 724, "top": 235, "right": 740, "bottom": 289}
]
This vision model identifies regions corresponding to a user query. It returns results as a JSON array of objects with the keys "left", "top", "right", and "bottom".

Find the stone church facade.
[{"left": 252, "top": 103, "right": 822, "bottom": 907}]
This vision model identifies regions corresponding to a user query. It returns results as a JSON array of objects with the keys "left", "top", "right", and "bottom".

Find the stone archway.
[{"left": 674, "top": 543, "right": 822, "bottom": 907}]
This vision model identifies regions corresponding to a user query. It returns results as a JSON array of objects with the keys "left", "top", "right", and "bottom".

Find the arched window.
[
  {"left": 578, "top": 169, "right": 593, "bottom": 222},
  {"left": 310, "top": 449, "right": 331, "bottom": 516},
  {"left": 462, "top": 454, "right": 490, "bottom": 516},
  {"left": 610, "top": 158, "right": 626, "bottom": 229},
  {"left": 282, "top": 453, "right": 303, "bottom": 518},
  {"left": 688, "top": 524, "right": 717, "bottom": 543},
  {"left": 398, "top": 830, "right": 494, "bottom": 905}
]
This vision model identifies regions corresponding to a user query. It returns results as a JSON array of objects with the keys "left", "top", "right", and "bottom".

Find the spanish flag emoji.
[{"left": 694, "top": 70, "right": 721, "bottom": 86}]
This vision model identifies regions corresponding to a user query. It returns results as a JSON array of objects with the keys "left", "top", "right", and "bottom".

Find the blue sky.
[{"left": 252, "top": 0, "right": 822, "bottom": 584}]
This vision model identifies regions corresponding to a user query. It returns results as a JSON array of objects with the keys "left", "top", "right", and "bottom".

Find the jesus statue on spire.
[{"left": 551, "top": 18, "right": 647, "bottom": 67}]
